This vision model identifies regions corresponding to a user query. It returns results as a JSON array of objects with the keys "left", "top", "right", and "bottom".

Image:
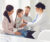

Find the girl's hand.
[
  {"left": 15, "top": 32, "right": 21, "bottom": 35},
  {"left": 19, "top": 23, "right": 26, "bottom": 28},
  {"left": 23, "top": 19, "right": 27, "bottom": 23}
]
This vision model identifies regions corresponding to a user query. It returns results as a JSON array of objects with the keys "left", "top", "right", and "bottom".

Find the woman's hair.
[
  {"left": 35, "top": 2, "right": 46, "bottom": 9},
  {"left": 17, "top": 9, "right": 23, "bottom": 15},
  {"left": 4, "top": 5, "right": 14, "bottom": 23}
]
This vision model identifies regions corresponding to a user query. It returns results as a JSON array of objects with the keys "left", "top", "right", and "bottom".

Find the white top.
[
  {"left": 34, "top": 14, "right": 43, "bottom": 24},
  {"left": 2, "top": 15, "right": 15, "bottom": 34},
  {"left": 27, "top": 12, "right": 44, "bottom": 25}
]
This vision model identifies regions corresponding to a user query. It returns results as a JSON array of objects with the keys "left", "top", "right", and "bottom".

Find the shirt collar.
[{"left": 24, "top": 14, "right": 28, "bottom": 17}]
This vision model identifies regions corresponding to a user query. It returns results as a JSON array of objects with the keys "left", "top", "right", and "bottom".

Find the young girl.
[
  {"left": 16, "top": 9, "right": 28, "bottom": 37},
  {"left": 2, "top": 5, "right": 21, "bottom": 35},
  {"left": 16, "top": 9, "right": 26, "bottom": 29}
]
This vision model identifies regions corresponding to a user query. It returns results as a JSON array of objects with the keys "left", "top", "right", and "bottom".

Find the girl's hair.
[
  {"left": 17, "top": 9, "right": 23, "bottom": 15},
  {"left": 4, "top": 5, "right": 14, "bottom": 23}
]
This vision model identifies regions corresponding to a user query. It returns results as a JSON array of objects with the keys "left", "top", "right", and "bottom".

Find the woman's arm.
[
  {"left": 2, "top": 18, "right": 14, "bottom": 34},
  {"left": 2, "top": 17, "right": 21, "bottom": 35}
]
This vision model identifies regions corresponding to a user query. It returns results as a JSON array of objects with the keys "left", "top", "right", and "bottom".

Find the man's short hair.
[
  {"left": 35, "top": 2, "right": 46, "bottom": 9},
  {"left": 25, "top": 6, "right": 31, "bottom": 9}
]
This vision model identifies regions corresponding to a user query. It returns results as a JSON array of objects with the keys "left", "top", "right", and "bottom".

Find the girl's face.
[
  {"left": 8, "top": 9, "right": 14, "bottom": 15},
  {"left": 18, "top": 11, "right": 23, "bottom": 17}
]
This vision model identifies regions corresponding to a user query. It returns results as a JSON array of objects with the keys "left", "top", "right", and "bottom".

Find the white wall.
[
  {"left": 0, "top": 0, "right": 5, "bottom": 30},
  {"left": 0, "top": 0, "right": 4, "bottom": 23},
  {"left": 30, "top": 0, "right": 38, "bottom": 19},
  {"left": 20, "top": 0, "right": 30, "bottom": 9}
]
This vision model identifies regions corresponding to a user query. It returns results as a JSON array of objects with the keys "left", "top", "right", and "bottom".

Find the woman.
[{"left": 2, "top": 5, "right": 21, "bottom": 35}]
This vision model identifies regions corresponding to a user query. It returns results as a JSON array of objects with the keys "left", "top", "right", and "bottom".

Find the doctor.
[{"left": 27, "top": 2, "right": 50, "bottom": 38}]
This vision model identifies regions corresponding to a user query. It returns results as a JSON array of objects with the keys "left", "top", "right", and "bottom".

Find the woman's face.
[
  {"left": 8, "top": 9, "right": 14, "bottom": 15},
  {"left": 36, "top": 8, "right": 39, "bottom": 13},
  {"left": 36, "top": 8, "right": 43, "bottom": 14},
  {"left": 18, "top": 11, "right": 23, "bottom": 17}
]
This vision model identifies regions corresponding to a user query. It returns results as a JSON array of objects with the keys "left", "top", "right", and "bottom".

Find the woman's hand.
[{"left": 15, "top": 31, "right": 21, "bottom": 35}]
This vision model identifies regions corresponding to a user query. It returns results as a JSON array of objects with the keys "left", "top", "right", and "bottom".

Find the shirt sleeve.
[{"left": 16, "top": 18, "right": 22, "bottom": 28}]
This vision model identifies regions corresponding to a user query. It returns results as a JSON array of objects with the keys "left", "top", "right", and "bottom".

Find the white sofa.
[
  {"left": 0, "top": 34, "right": 50, "bottom": 42},
  {"left": 38, "top": 30, "right": 50, "bottom": 41},
  {"left": 0, "top": 29, "right": 50, "bottom": 42}
]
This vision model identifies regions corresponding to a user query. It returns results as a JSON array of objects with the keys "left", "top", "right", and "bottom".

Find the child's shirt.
[{"left": 16, "top": 16, "right": 24, "bottom": 31}]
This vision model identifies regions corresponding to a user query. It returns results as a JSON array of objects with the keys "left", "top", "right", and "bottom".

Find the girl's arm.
[{"left": 23, "top": 19, "right": 27, "bottom": 24}]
